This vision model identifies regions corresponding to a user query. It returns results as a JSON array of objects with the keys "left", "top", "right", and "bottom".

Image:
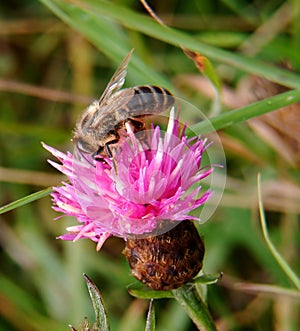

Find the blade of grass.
[
  {"left": 191, "top": 88, "right": 300, "bottom": 134},
  {"left": 0, "top": 187, "right": 52, "bottom": 215},
  {"left": 41, "top": 0, "right": 300, "bottom": 89},
  {"left": 257, "top": 173, "right": 300, "bottom": 290}
]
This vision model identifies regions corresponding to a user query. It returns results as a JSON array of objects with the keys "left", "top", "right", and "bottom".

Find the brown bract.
[{"left": 123, "top": 221, "right": 205, "bottom": 291}]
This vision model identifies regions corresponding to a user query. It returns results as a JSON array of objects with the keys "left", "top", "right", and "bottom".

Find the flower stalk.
[{"left": 172, "top": 284, "right": 217, "bottom": 331}]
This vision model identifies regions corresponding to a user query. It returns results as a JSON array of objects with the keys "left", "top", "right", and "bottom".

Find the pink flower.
[{"left": 43, "top": 109, "right": 213, "bottom": 250}]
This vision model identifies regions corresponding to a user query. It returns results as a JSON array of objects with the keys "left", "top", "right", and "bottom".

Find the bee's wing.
[{"left": 98, "top": 49, "right": 134, "bottom": 106}]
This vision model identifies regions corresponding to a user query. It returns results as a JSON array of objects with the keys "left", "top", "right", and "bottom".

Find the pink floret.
[{"left": 43, "top": 109, "right": 213, "bottom": 250}]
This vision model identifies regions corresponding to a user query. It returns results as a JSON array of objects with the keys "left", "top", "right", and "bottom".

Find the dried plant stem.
[{"left": 0, "top": 78, "right": 92, "bottom": 104}]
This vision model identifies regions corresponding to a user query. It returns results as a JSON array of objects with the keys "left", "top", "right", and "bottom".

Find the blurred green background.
[{"left": 0, "top": 1, "right": 299, "bottom": 330}]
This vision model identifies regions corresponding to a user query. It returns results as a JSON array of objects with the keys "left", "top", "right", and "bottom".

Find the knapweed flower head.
[{"left": 43, "top": 109, "right": 213, "bottom": 250}]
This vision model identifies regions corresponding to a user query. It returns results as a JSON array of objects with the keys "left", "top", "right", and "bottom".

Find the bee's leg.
[
  {"left": 128, "top": 118, "right": 146, "bottom": 132},
  {"left": 104, "top": 140, "right": 119, "bottom": 174},
  {"left": 104, "top": 143, "right": 114, "bottom": 159},
  {"left": 102, "top": 130, "right": 120, "bottom": 159},
  {"left": 126, "top": 118, "right": 148, "bottom": 148}
]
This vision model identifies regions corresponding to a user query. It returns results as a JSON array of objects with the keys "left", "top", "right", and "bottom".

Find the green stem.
[
  {"left": 0, "top": 187, "right": 52, "bottom": 214},
  {"left": 172, "top": 285, "right": 217, "bottom": 331},
  {"left": 257, "top": 174, "right": 300, "bottom": 290},
  {"left": 192, "top": 88, "right": 300, "bottom": 134}
]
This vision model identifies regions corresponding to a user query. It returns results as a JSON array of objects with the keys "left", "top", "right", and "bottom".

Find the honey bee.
[{"left": 73, "top": 49, "right": 174, "bottom": 160}]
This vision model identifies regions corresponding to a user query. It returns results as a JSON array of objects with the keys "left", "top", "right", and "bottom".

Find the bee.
[{"left": 73, "top": 49, "right": 174, "bottom": 161}]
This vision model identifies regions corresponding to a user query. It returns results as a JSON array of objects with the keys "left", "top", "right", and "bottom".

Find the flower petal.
[{"left": 44, "top": 111, "right": 214, "bottom": 249}]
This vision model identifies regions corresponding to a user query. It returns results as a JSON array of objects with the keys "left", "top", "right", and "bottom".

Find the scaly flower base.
[{"left": 124, "top": 220, "right": 205, "bottom": 290}]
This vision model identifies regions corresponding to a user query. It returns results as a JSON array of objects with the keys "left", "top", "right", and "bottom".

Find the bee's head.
[{"left": 73, "top": 130, "right": 119, "bottom": 161}]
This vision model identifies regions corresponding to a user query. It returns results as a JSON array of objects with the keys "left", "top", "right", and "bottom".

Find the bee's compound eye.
[{"left": 76, "top": 138, "right": 94, "bottom": 155}]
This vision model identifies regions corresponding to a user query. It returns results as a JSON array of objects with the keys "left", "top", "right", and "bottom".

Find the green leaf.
[
  {"left": 182, "top": 48, "right": 221, "bottom": 91},
  {"left": 182, "top": 48, "right": 221, "bottom": 117},
  {"left": 0, "top": 187, "right": 52, "bottom": 215},
  {"left": 84, "top": 274, "right": 110, "bottom": 331},
  {"left": 127, "top": 282, "right": 173, "bottom": 299},
  {"left": 202, "top": 57, "right": 221, "bottom": 92},
  {"left": 145, "top": 299, "right": 155, "bottom": 331},
  {"left": 201, "top": 56, "right": 222, "bottom": 116},
  {"left": 191, "top": 273, "right": 223, "bottom": 285}
]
